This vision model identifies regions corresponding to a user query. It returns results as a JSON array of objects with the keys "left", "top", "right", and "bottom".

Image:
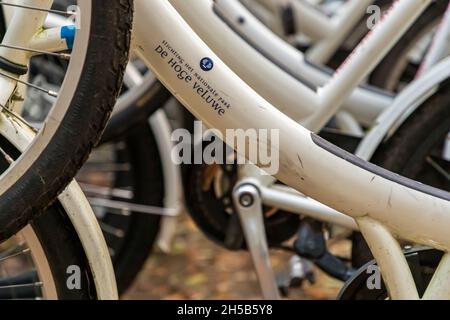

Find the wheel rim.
[
  {"left": 0, "top": 120, "right": 58, "bottom": 299},
  {"left": 18, "top": 226, "right": 57, "bottom": 299}
]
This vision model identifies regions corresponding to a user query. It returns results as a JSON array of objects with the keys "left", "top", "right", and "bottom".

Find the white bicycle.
[
  {"left": 100, "top": 0, "right": 450, "bottom": 298},
  {"left": 129, "top": 0, "right": 450, "bottom": 300},
  {"left": 2, "top": 0, "right": 450, "bottom": 300},
  {"left": 64, "top": 0, "right": 450, "bottom": 299}
]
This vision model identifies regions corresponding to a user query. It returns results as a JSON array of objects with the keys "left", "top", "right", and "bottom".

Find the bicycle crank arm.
[{"left": 233, "top": 182, "right": 281, "bottom": 300}]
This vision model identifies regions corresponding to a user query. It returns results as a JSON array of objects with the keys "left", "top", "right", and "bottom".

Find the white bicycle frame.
[
  {"left": 167, "top": 0, "right": 450, "bottom": 230},
  {"left": 244, "top": 0, "right": 378, "bottom": 64},
  {"left": 223, "top": 0, "right": 450, "bottom": 77},
  {"left": 172, "top": 0, "right": 392, "bottom": 130},
  {"left": 118, "top": 0, "right": 450, "bottom": 249},
  {"left": 134, "top": 0, "right": 450, "bottom": 299},
  {"left": 207, "top": 0, "right": 450, "bottom": 128},
  {"left": 417, "top": 2, "right": 450, "bottom": 76}
]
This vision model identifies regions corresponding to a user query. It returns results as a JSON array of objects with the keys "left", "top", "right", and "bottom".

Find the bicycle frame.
[
  {"left": 249, "top": 0, "right": 377, "bottom": 64},
  {"left": 212, "top": 0, "right": 450, "bottom": 127},
  {"left": 170, "top": 0, "right": 450, "bottom": 234},
  {"left": 417, "top": 2, "right": 450, "bottom": 76},
  {"left": 134, "top": 0, "right": 450, "bottom": 299},
  {"left": 172, "top": 0, "right": 392, "bottom": 129},
  {"left": 169, "top": 0, "right": 450, "bottom": 231}
]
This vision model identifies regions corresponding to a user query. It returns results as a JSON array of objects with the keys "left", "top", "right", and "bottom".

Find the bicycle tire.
[
  {"left": 0, "top": 133, "right": 100, "bottom": 300},
  {"left": 30, "top": 204, "right": 98, "bottom": 299},
  {"left": 103, "top": 121, "right": 164, "bottom": 294},
  {"left": 0, "top": 0, "right": 133, "bottom": 240}
]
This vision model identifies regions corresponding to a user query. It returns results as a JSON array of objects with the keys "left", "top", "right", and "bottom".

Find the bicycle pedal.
[{"left": 294, "top": 219, "right": 354, "bottom": 282}]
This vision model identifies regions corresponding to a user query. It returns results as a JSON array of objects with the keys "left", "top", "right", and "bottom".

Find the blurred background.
[{"left": 123, "top": 215, "right": 346, "bottom": 300}]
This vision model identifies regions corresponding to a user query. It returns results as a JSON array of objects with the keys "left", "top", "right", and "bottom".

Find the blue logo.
[{"left": 200, "top": 57, "right": 214, "bottom": 71}]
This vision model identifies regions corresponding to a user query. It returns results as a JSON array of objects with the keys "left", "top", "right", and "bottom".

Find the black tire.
[
  {"left": 101, "top": 82, "right": 171, "bottom": 144},
  {"left": 352, "top": 79, "right": 450, "bottom": 267},
  {"left": 341, "top": 249, "right": 442, "bottom": 300},
  {"left": 79, "top": 81, "right": 171, "bottom": 294},
  {"left": 101, "top": 121, "right": 164, "bottom": 294},
  {"left": 0, "top": 132, "right": 98, "bottom": 300},
  {"left": 0, "top": 0, "right": 133, "bottom": 240},
  {"left": 30, "top": 204, "right": 98, "bottom": 299},
  {"left": 23, "top": 7, "right": 167, "bottom": 294},
  {"left": 0, "top": 205, "right": 98, "bottom": 300}
]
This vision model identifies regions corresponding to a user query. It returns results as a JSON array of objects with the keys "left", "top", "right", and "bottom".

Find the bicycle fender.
[{"left": 356, "top": 56, "right": 450, "bottom": 161}]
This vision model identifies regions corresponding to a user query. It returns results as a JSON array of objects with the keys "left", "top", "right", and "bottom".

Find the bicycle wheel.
[
  {"left": 25, "top": 51, "right": 172, "bottom": 294},
  {"left": 0, "top": 131, "right": 100, "bottom": 300},
  {"left": 0, "top": 205, "right": 98, "bottom": 300},
  {"left": 352, "top": 79, "right": 450, "bottom": 267},
  {"left": 77, "top": 119, "right": 165, "bottom": 294},
  {"left": 0, "top": 0, "right": 132, "bottom": 240}
]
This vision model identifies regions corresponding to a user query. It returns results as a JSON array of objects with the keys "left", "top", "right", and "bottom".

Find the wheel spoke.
[
  {"left": 0, "top": 146, "right": 14, "bottom": 164},
  {"left": 0, "top": 243, "right": 25, "bottom": 260},
  {"left": 0, "top": 102, "right": 39, "bottom": 132},
  {"left": 426, "top": 156, "right": 450, "bottom": 181},
  {"left": 0, "top": 44, "right": 70, "bottom": 60},
  {"left": 0, "top": 70, "right": 58, "bottom": 97},
  {"left": 0, "top": 282, "right": 43, "bottom": 290},
  {"left": 80, "top": 183, "right": 133, "bottom": 200},
  {"left": 0, "top": 2, "right": 77, "bottom": 103},
  {"left": 98, "top": 222, "right": 125, "bottom": 238},
  {"left": 88, "top": 197, "right": 178, "bottom": 216},
  {"left": 0, "top": 1, "right": 76, "bottom": 16},
  {"left": 0, "top": 248, "right": 31, "bottom": 263}
]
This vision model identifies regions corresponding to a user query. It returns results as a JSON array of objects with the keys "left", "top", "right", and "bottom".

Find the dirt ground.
[{"left": 123, "top": 215, "right": 347, "bottom": 300}]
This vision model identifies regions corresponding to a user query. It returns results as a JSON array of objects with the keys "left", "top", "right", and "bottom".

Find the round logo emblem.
[{"left": 200, "top": 57, "right": 214, "bottom": 71}]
